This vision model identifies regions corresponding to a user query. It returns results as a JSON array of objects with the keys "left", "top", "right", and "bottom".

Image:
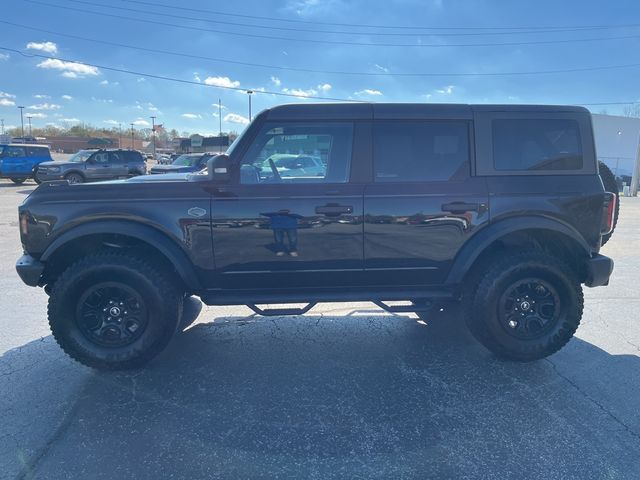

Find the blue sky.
[{"left": 1, "top": 0, "right": 640, "bottom": 135}]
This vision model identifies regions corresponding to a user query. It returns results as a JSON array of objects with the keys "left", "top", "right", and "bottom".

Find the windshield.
[
  {"left": 68, "top": 150, "right": 94, "bottom": 163},
  {"left": 172, "top": 154, "right": 201, "bottom": 166}
]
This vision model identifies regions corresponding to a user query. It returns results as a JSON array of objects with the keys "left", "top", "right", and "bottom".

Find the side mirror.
[{"left": 207, "top": 154, "right": 231, "bottom": 183}]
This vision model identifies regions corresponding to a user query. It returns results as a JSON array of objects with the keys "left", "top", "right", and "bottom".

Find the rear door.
[
  {"left": 363, "top": 107, "right": 489, "bottom": 286},
  {"left": 109, "top": 151, "right": 130, "bottom": 177}
]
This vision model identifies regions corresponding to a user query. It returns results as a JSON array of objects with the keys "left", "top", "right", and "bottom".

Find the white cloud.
[
  {"left": 0, "top": 92, "right": 16, "bottom": 106},
  {"left": 271, "top": 76, "right": 281, "bottom": 87},
  {"left": 211, "top": 103, "right": 228, "bottom": 111},
  {"left": 60, "top": 118, "right": 79, "bottom": 123},
  {"left": 92, "top": 97, "right": 113, "bottom": 104},
  {"left": 282, "top": 87, "right": 317, "bottom": 97},
  {"left": 37, "top": 58, "right": 99, "bottom": 78},
  {"left": 33, "top": 94, "right": 51, "bottom": 99},
  {"left": 435, "top": 85, "right": 455, "bottom": 95},
  {"left": 26, "top": 112, "right": 47, "bottom": 118},
  {"left": 28, "top": 103, "right": 61, "bottom": 110},
  {"left": 204, "top": 76, "right": 240, "bottom": 88},
  {"left": 147, "top": 103, "right": 159, "bottom": 112},
  {"left": 136, "top": 77, "right": 146, "bottom": 83},
  {"left": 181, "top": 113, "right": 202, "bottom": 119},
  {"left": 26, "top": 41, "right": 58, "bottom": 54},
  {"left": 193, "top": 73, "right": 201, "bottom": 83},
  {"left": 317, "top": 83, "right": 332, "bottom": 92},
  {"left": 374, "top": 64, "right": 389, "bottom": 73},
  {"left": 355, "top": 89, "right": 383, "bottom": 96},
  {"left": 61, "top": 95, "right": 73, "bottom": 100},
  {"left": 103, "top": 120, "right": 120, "bottom": 125},
  {"left": 99, "top": 80, "right": 119, "bottom": 86},
  {"left": 224, "top": 113, "right": 249, "bottom": 125},
  {"left": 0, "top": 53, "right": 9, "bottom": 61},
  {"left": 132, "top": 119, "right": 150, "bottom": 126}
]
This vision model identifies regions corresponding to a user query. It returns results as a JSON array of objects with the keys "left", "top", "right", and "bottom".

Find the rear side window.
[
  {"left": 373, "top": 121, "right": 469, "bottom": 182},
  {"left": 26, "top": 146, "right": 49, "bottom": 156},
  {"left": 492, "top": 119, "right": 583, "bottom": 171}
]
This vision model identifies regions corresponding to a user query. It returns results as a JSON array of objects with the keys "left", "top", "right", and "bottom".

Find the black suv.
[
  {"left": 36, "top": 148, "right": 146, "bottom": 184},
  {"left": 16, "top": 103, "right": 616, "bottom": 370}
]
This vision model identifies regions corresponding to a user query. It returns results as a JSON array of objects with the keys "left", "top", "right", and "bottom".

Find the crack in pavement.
[{"left": 544, "top": 357, "right": 640, "bottom": 443}]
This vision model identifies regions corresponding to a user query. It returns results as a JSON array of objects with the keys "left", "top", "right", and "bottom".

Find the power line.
[
  {"left": 64, "top": 0, "right": 640, "bottom": 38},
  {"left": 1, "top": 46, "right": 638, "bottom": 107},
  {"left": 0, "top": 46, "right": 361, "bottom": 102},
  {"left": 23, "top": 0, "right": 640, "bottom": 48},
  {"left": 123, "top": 0, "right": 640, "bottom": 32},
  {"left": 6, "top": 20, "right": 640, "bottom": 78}
]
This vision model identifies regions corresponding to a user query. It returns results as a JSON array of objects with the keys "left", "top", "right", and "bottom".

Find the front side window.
[
  {"left": 240, "top": 122, "right": 353, "bottom": 184},
  {"left": 2, "top": 146, "right": 26, "bottom": 158},
  {"left": 91, "top": 152, "right": 109, "bottom": 164},
  {"left": 373, "top": 121, "right": 470, "bottom": 182},
  {"left": 492, "top": 118, "right": 583, "bottom": 171}
]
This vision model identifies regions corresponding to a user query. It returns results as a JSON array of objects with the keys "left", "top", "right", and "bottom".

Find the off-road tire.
[
  {"left": 48, "top": 252, "right": 183, "bottom": 370},
  {"left": 65, "top": 172, "right": 84, "bottom": 184},
  {"left": 598, "top": 161, "right": 619, "bottom": 246},
  {"left": 464, "top": 251, "right": 583, "bottom": 361}
]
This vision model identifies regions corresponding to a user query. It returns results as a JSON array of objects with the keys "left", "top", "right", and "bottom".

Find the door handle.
[
  {"left": 315, "top": 204, "right": 353, "bottom": 216},
  {"left": 441, "top": 202, "right": 484, "bottom": 213}
]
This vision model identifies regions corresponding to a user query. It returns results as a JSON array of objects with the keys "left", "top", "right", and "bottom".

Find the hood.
[
  {"left": 38, "top": 160, "right": 80, "bottom": 168},
  {"left": 150, "top": 164, "right": 196, "bottom": 173},
  {"left": 100, "top": 172, "right": 195, "bottom": 184}
]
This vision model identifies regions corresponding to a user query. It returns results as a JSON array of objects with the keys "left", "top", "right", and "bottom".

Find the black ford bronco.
[{"left": 16, "top": 103, "right": 617, "bottom": 370}]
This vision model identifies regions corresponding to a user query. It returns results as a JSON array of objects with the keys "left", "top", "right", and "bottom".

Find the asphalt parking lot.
[{"left": 1, "top": 180, "right": 639, "bottom": 480}]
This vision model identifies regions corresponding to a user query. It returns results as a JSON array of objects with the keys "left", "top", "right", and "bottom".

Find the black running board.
[{"left": 200, "top": 287, "right": 456, "bottom": 316}]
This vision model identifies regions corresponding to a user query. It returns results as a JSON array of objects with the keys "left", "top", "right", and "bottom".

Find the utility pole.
[
  {"left": 118, "top": 123, "right": 122, "bottom": 148},
  {"left": 150, "top": 116, "right": 156, "bottom": 159},
  {"left": 247, "top": 90, "right": 253, "bottom": 122},
  {"left": 27, "top": 115, "right": 32, "bottom": 136},
  {"left": 17, "top": 106, "right": 25, "bottom": 138},
  {"left": 0, "top": 119, "right": 4, "bottom": 135},
  {"left": 130, "top": 123, "right": 135, "bottom": 150},
  {"left": 218, "top": 98, "right": 222, "bottom": 153}
]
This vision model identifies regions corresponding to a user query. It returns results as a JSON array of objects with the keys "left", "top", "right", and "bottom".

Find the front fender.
[
  {"left": 445, "top": 215, "right": 591, "bottom": 285},
  {"left": 40, "top": 220, "right": 202, "bottom": 291}
]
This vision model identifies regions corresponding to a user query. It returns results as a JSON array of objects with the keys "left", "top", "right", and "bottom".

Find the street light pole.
[
  {"left": 130, "top": 123, "right": 135, "bottom": 150},
  {"left": 247, "top": 90, "right": 253, "bottom": 122},
  {"left": 27, "top": 115, "right": 32, "bottom": 137},
  {"left": 0, "top": 119, "right": 4, "bottom": 135},
  {"left": 118, "top": 123, "right": 122, "bottom": 148},
  {"left": 150, "top": 116, "right": 156, "bottom": 159},
  {"left": 17, "top": 106, "right": 25, "bottom": 138}
]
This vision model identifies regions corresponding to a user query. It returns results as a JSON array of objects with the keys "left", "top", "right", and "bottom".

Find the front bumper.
[
  {"left": 36, "top": 172, "right": 65, "bottom": 182},
  {"left": 585, "top": 253, "right": 614, "bottom": 287},
  {"left": 16, "top": 254, "right": 45, "bottom": 287}
]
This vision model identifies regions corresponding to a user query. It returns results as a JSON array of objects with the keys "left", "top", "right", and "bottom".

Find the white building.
[{"left": 592, "top": 114, "right": 640, "bottom": 180}]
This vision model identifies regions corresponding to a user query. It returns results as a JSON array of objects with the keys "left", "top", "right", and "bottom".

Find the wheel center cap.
[
  {"left": 520, "top": 301, "right": 531, "bottom": 311},
  {"left": 109, "top": 306, "right": 121, "bottom": 317}
]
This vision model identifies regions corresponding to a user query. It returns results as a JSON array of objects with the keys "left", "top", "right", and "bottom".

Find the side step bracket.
[
  {"left": 247, "top": 303, "right": 317, "bottom": 317},
  {"left": 372, "top": 300, "right": 433, "bottom": 314}
]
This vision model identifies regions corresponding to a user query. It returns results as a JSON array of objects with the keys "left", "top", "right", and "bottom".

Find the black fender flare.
[
  {"left": 445, "top": 216, "right": 591, "bottom": 285},
  {"left": 40, "top": 220, "right": 202, "bottom": 291}
]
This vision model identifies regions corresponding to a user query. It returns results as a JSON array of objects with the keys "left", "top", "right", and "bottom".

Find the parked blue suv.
[{"left": 0, "top": 143, "right": 52, "bottom": 184}]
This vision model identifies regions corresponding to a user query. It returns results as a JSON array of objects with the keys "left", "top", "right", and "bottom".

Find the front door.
[
  {"left": 85, "top": 151, "right": 112, "bottom": 179},
  {"left": 364, "top": 119, "right": 489, "bottom": 286},
  {"left": 210, "top": 120, "right": 364, "bottom": 289}
]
